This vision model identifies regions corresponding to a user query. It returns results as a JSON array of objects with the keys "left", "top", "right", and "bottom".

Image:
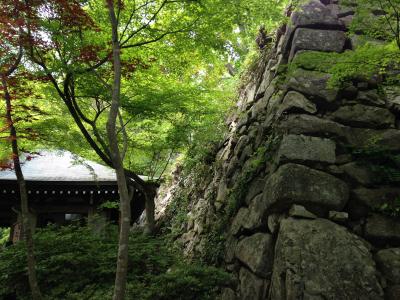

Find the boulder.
[
  {"left": 290, "top": 0, "right": 343, "bottom": 28},
  {"left": 331, "top": 104, "right": 395, "bottom": 129},
  {"left": 328, "top": 210, "right": 349, "bottom": 223},
  {"left": 345, "top": 128, "right": 400, "bottom": 151},
  {"left": 350, "top": 34, "right": 386, "bottom": 50},
  {"left": 339, "top": 162, "right": 375, "bottom": 185},
  {"left": 289, "top": 204, "right": 317, "bottom": 219},
  {"left": 287, "top": 69, "right": 339, "bottom": 103},
  {"left": 246, "top": 194, "right": 268, "bottom": 231},
  {"left": 278, "top": 91, "right": 317, "bottom": 115},
  {"left": 239, "top": 267, "right": 268, "bottom": 300},
  {"left": 230, "top": 208, "right": 250, "bottom": 236},
  {"left": 277, "top": 114, "right": 347, "bottom": 138},
  {"left": 357, "top": 90, "right": 385, "bottom": 107},
  {"left": 352, "top": 188, "right": 400, "bottom": 211},
  {"left": 289, "top": 29, "right": 346, "bottom": 60},
  {"left": 244, "top": 177, "right": 265, "bottom": 205},
  {"left": 235, "top": 233, "right": 274, "bottom": 277},
  {"left": 276, "top": 134, "right": 336, "bottom": 164},
  {"left": 267, "top": 213, "right": 284, "bottom": 234},
  {"left": 281, "top": 0, "right": 344, "bottom": 56},
  {"left": 375, "top": 248, "right": 400, "bottom": 284},
  {"left": 383, "top": 85, "right": 400, "bottom": 112},
  {"left": 269, "top": 218, "right": 384, "bottom": 300},
  {"left": 220, "top": 288, "right": 237, "bottom": 300},
  {"left": 365, "top": 214, "right": 400, "bottom": 244},
  {"left": 263, "top": 163, "right": 349, "bottom": 212}
]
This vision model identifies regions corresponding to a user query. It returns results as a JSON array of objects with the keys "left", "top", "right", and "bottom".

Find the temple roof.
[{"left": 0, "top": 150, "right": 145, "bottom": 183}]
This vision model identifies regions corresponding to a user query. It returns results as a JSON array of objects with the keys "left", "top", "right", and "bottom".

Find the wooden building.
[{"left": 0, "top": 151, "right": 146, "bottom": 241}]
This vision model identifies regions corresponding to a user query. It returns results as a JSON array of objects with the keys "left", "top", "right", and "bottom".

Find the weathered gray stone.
[
  {"left": 245, "top": 194, "right": 268, "bottom": 231},
  {"left": 328, "top": 210, "right": 349, "bottom": 223},
  {"left": 269, "top": 218, "right": 384, "bottom": 300},
  {"left": 376, "top": 248, "right": 400, "bottom": 284},
  {"left": 357, "top": 90, "right": 385, "bottom": 107},
  {"left": 277, "top": 114, "right": 347, "bottom": 138},
  {"left": 350, "top": 34, "right": 386, "bottom": 50},
  {"left": 289, "top": 29, "right": 346, "bottom": 60},
  {"left": 220, "top": 288, "right": 237, "bottom": 300},
  {"left": 289, "top": 204, "right": 317, "bottom": 219},
  {"left": 263, "top": 164, "right": 349, "bottom": 212},
  {"left": 365, "top": 214, "right": 400, "bottom": 243},
  {"left": 276, "top": 134, "right": 336, "bottom": 164},
  {"left": 230, "top": 208, "right": 250, "bottom": 236},
  {"left": 291, "top": 0, "right": 343, "bottom": 28},
  {"left": 341, "top": 13, "right": 354, "bottom": 26},
  {"left": 287, "top": 69, "right": 339, "bottom": 103},
  {"left": 345, "top": 128, "right": 400, "bottom": 151},
  {"left": 244, "top": 177, "right": 265, "bottom": 205},
  {"left": 327, "top": 4, "right": 356, "bottom": 18},
  {"left": 235, "top": 233, "right": 274, "bottom": 277},
  {"left": 267, "top": 213, "right": 283, "bottom": 234},
  {"left": 239, "top": 267, "right": 268, "bottom": 300},
  {"left": 383, "top": 85, "right": 400, "bottom": 112},
  {"left": 278, "top": 91, "right": 317, "bottom": 115},
  {"left": 353, "top": 188, "right": 400, "bottom": 210},
  {"left": 331, "top": 104, "right": 395, "bottom": 129},
  {"left": 224, "top": 235, "right": 238, "bottom": 264},
  {"left": 339, "top": 162, "right": 375, "bottom": 185},
  {"left": 281, "top": 0, "right": 344, "bottom": 56},
  {"left": 250, "top": 96, "right": 269, "bottom": 121},
  {"left": 234, "top": 135, "right": 250, "bottom": 157}
]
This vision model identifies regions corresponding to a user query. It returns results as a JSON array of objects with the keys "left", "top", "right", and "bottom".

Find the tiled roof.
[{"left": 0, "top": 150, "right": 118, "bottom": 182}]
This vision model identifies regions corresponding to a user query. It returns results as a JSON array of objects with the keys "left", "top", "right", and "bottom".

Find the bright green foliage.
[
  {"left": 0, "top": 228, "right": 9, "bottom": 246},
  {"left": 347, "top": 0, "right": 400, "bottom": 48},
  {"left": 290, "top": 42, "right": 400, "bottom": 87},
  {"left": 0, "top": 225, "right": 231, "bottom": 300}
]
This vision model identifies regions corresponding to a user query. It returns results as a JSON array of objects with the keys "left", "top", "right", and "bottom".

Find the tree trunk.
[
  {"left": 2, "top": 76, "right": 43, "bottom": 300},
  {"left": 106, "top": 2, "right": 131, "bottom": 300}
]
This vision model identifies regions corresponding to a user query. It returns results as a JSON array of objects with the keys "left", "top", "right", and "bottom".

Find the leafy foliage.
[
  {"left": 0, "top": 225, "right": 231, "bottom": 300},
  {"left": 290, "top": 42, "right": 400, "bottom": 87}
]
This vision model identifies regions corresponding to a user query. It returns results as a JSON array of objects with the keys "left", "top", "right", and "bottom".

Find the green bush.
[{"left": 0, "top": 225, "right": 231, "bottom": 300}]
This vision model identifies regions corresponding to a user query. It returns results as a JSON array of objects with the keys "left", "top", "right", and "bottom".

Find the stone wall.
[{"left": 156, "top": 0, "right": 400, "bottom": 299}]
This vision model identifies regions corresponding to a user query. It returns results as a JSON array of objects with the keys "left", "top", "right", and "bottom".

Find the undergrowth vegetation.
[{"left": 0, "top": 225, "right": 232, "bottom": 300}]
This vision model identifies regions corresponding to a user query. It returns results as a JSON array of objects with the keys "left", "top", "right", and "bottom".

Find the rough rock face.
[
  {"left": 269, "top": 218, "right": 383, "bottom": 300},
  {"left": 155, "top": 0, "right": 400, "bottom": 299}
]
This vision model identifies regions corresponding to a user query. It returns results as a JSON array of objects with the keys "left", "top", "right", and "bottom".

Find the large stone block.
[
  {"left": 383, "top": 85, "right": 400, "bottom": 112},
  {"left": 235, "top": 233, "right": 274, "bottom": 278},
  {"left": 269, "top": 218, "right": 384, "bottom": 300},
  {"left": 281, "top": 0, "right": 344, "bottom": 56},
  {"left": 287, "top": 69, "right": 339, "bottom": 103},
  {"left": 375, "top": 248, "right": 400, "bottom": 284},
  {"left": 352, "top": 188, "right": 400, "bottom": 210},
  {"left": 278, "top": 91, "right": 317, "bottom": 115},
  {"left": 331, "top": 104, "right": 395, "bottom": 129},
  {"left": 289, "top": 29, "right": 346, "bottom": 61},
  {"left": 239, "top": 267, "right": 268, "bottom": 300},
  {"left": 277, "top": 114, "right": 347, "bottom": 138},
  {"left": 365, "top": 214, "right": 400, "bottom": 244},
  {"left": 263, "top": 163, "right": 349, "bottom": 212},
  {"left": 276, "top": 134, "right": 336, "bottom": 164}
]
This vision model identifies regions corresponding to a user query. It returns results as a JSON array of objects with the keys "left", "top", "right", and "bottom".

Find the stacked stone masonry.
[{"left": 156, "top": 0, "right": 400, "bottom": 299}]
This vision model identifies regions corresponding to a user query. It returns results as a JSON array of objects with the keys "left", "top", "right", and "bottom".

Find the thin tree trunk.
[
  {"left": 2, "top": 76, "right": 43, "bottom": 300},
  {"left": 106, "top": 2, "right": 131, "bottom": 300},
  {"left": 143, "top": 191, "right": 155, "bottom": 236}
]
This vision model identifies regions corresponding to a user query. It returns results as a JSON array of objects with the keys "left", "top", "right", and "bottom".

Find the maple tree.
[{"left": 0, "top": 0, "right": 43, "bottom": 299}]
